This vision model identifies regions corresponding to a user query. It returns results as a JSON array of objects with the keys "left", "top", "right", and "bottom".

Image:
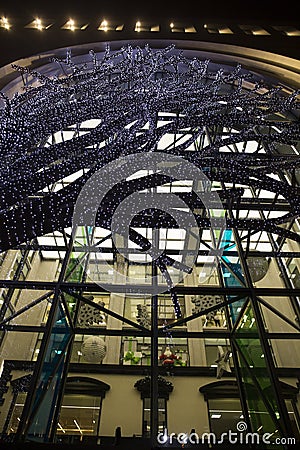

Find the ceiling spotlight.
[
  {"left": 66, "top": 18, "right": 75, "bottom": 31},
  {"left": 101, "top": 19, "right": 108, "bottom": 31},
  {"left": 34, "top": 18, "right": 43, "bottom": 30},
  {"left": 25, "top": 18, "right": 53, "bottom": 30},
  {"left": 0, "top": 16, "right": 10, "bottom": 29}
]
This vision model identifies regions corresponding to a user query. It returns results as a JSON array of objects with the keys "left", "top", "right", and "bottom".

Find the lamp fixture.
[{"left": 0, "top": 16, "right": 10, "bottom": 29}]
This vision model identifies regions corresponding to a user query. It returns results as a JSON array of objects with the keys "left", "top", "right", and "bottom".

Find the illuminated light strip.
[
  {"left": 61, "top": 405, "right": 101, "bottom": 409},
  {"left": 16, "top": 403, "right": 101, "bottom": 410},
  {"left": 58, "top": 422, "right": 66, "bottom": 433},
  {"left": 74, "top": 419, "right": 83, "bottom": 434},
  {"left": 58, "top": 428, "right": 95, "bottom": 432},
  {"left": 210, "top": 409, "right": 242, "bottom": 413}
]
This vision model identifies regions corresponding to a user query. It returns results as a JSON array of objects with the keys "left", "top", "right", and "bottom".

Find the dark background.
[
  {"left": 0, "top": 0, "right": 297, "bottom": 23},
  {"left": 0, "top": 0, "right": 298, "bottom": 68}
]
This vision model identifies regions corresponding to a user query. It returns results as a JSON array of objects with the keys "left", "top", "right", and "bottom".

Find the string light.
[{"left": 0, "top": 45, "right": 299, "bottom": 316}]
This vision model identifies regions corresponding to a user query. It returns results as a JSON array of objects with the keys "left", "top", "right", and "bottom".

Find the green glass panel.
[{"left": 234, "top": 303, "right": 286, "bottom": 447}]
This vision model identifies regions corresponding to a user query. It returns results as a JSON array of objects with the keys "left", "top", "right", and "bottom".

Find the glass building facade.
[{"left": 0, "top": 17, "right": 299, "bottom": 449}]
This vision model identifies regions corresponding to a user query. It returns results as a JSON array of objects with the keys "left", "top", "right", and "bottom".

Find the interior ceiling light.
[
  {"left": 98, "top": 20, "right": 123, "bottom": 31},
  {"left": 67, "top": 19, "right": 75, "bottom": 31},
  {"left": 35, "top": 18, "right": 43, "bottom": 30},
  {"left": 0, "top": 45, "right": 299, "bottom": 314},
  {"left": 62, "top": 18, "right": 84, "bottom": 31},
  {"left": 25, "top": 18, "right": 50, "bottom": 31},
  {"left": 100, "top": 19, "right": 108, "bottom": 31},
  {"left": 0, "top": 16, "right": 10, "bottom": 29}
]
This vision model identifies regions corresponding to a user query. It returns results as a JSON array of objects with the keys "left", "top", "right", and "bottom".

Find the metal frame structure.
[{"left": 0, "top": 44, "right": 299, "bottom": 448}]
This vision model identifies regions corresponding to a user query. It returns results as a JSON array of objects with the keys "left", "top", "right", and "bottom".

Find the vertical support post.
[{"left": 150, "top": 228, "right": 159, "bottom": 446}]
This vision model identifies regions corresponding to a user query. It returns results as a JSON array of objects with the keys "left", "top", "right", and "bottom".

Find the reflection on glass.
[
  {"left": 143, "top": 398, "right": 167, "bottom": 437},
  {"left": 208, "top": 398, "right": 243, "bottom": 438},
  {"left": 25, "top": 301, "right": 72, "bottom": 441},
  {"left": 235, "top": 303, "right": 286, "bottom": 441},
  {"left": 56, "top": 394, "right": 102, "bottom": 441},
  {"left": 6, "top": 393, "right": 27, "bottom": 437}
]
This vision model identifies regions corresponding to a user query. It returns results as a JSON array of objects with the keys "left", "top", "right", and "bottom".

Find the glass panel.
[
  {"left": 208, "top": 398, "right": 243, "bottom": 438},
  {"left": 25, "top": 301, "right": 72, "bottom": 442},
  {"left": 220, "top": 230, "right": 247, "bottom": 324},
  {"left": 269, "top": 339, "right": 300, "bottom": 368},
  {"left": 285, "top": 400, "right": 300, "bottom": 440},
  {"left": 143, "top": 397, "right": 167, "bottom": 437},
  {"left": 56, "top": 394, "right": 101, "bottom": 441},
  {"left": 5, "top": 291, "right": 53, "bottom": 327},
  {"left": 259, "top": 298, "right": 298, "bottom": 333},
  {"left": 235, "top": 303, "right": 286, "bottom": 438},
  {"left": 0, "top": 331, "right": 39, "bottom": 361},
  {"left": 143, "top": 398, "right": 151, "bottom": 437},
  {"left": 6, "top": 392, "right": 27, "bottom": 438}
]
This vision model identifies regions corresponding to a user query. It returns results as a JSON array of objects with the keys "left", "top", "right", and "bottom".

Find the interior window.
[
  {"left": 142, "top": 397, "right": 167, "bottom": 437},
  {"left": 207, "top": 398, "right": 243, "bottom": 438}
]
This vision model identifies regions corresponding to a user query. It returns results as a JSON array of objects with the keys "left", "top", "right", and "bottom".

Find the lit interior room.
[{"left": 0, "top": 2, "right": 299, "bottom": 449}]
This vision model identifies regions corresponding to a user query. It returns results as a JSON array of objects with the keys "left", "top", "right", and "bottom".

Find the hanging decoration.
[
  {"left": 0, "top": 44, "right": 299, "bottom": 253},
  {"left": 77, "top": 300, "right": 106, "bottom": 327},
  {"left": 159, "top": 345, "right": 178, "bottom": 367},
  {"left": 191, "top": 295, "right": 224, "bottom": 322},
  {"left": 123, "top": 337, "right": 141, "bottom": 365},
  {"left": 81, "top": 336, "right": 107, "bottom": 363},
  {"left": 134, "top": 375, "right": 174, "bottom": 398},
  {"left": 246, "top": 254, "right": 269, "bottom": 283},
  {"left": 215, "top": 345, "right": 232, "bottom": 379},
  {"left": 136, "top": 303, "right": 151, "bottom": 329},
  {"left": 0, "top": 45, "right": 299, "bottom": 318}
]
